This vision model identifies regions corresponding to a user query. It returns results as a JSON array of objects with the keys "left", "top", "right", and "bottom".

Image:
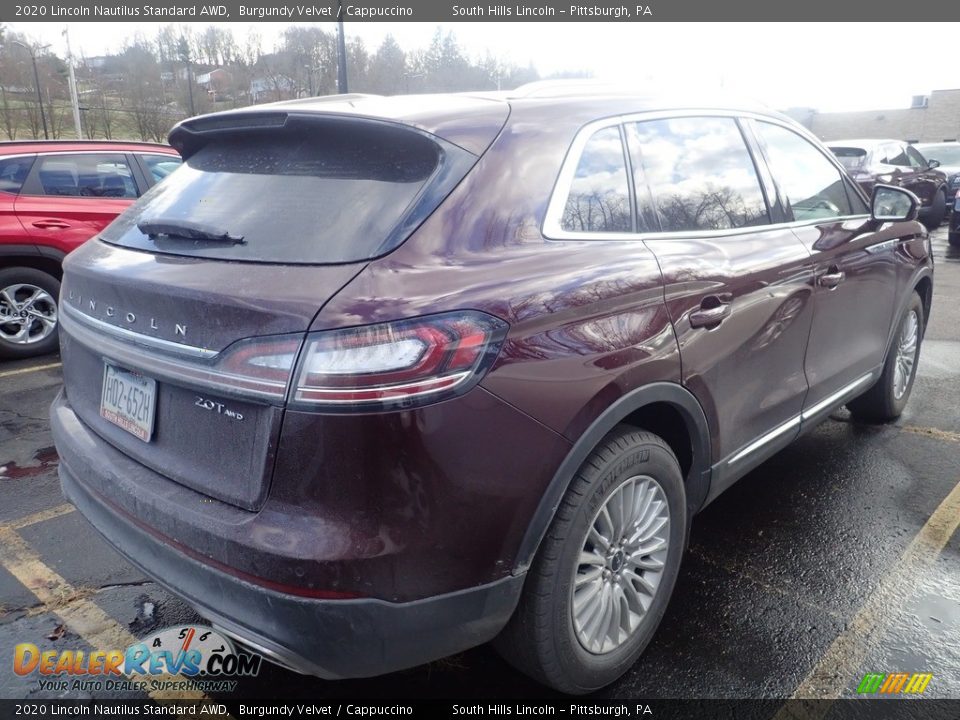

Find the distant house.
[
  {"left": 196, "top": 68, "right": 231, "bottom": 97},
  {"left": 0, "top": 84, "right": 34, "bottom": 96},
  {"left": 250, "top": 76, "right": 296, "bottom": 103}
]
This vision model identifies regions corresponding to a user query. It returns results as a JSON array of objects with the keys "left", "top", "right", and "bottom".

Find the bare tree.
[
  {"left": 120, "top": 40, "right": 181, "bottom": 141},
  {"left": 0, "top": 85, "right": 16, "bottom": 140},
  {"left": 0, "top": 23, "right": 550, "bottom": 141}
]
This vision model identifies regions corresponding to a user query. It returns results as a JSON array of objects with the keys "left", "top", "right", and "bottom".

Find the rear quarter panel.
[{"left": 311, "top": 103, "right": 682, "bottom": 442}]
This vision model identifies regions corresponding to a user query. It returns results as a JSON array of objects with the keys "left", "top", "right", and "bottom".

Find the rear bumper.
[{"left": 53, "top": 392, "right": 525, "bottom": 679}]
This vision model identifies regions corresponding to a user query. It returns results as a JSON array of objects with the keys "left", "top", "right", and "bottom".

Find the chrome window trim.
[
  {"left": 543, "top": 108, "right": 871, "bottom": 243},
  {"left": 2, "top": 150, "right": 170, "bottom": 159},
  {"left": 0, "top": 152, "right": 38, "bottom": 162},
  {"left": 61, "top": 301, "right": 218, "bottom": 360}
]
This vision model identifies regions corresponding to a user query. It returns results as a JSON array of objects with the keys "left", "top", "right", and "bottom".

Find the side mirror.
[
  {"left": 871, "top": 184, "right": 919, "bottom": 222},
  {"left": 928, "top": 158, "right": 941, "bottom": 169}
]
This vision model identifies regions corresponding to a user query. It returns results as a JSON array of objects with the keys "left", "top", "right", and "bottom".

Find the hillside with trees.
[{"left": 0, "top": 24, "right": 562, "bottom": 141}]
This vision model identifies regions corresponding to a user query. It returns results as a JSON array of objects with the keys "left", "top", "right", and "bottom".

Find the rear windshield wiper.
[{"left": 137, "top": 218, "right": 245, "bottom": 244}]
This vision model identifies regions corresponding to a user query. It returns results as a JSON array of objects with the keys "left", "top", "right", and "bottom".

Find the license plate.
[{"left": 100, "top": 364, "right": 156, "bottom": 442}]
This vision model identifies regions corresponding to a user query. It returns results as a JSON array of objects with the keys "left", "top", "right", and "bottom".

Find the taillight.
[
  {"left": 212, "top": 336, "right": 303, "bottom": 397},
  {"left": 291, "top": 311, "right": 508, "bottom": 410},
  {"left": 58, "top": 299, "right": 304, "bottom": 403},
  {"left": 126, "top": 333, "right": 303, "bottom": 402}
]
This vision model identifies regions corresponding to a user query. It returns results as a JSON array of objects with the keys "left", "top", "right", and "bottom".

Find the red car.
[{"left": 0, "top": 140, "right": 181, "bottom": 358}]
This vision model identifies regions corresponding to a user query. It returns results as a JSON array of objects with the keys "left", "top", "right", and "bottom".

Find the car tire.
[
  {"left": 921, "top": 189, "right": 946, "bottom": 230},
  {"left": 494, "top": 427, "right": 686, "bottom": 694},
  {"left": 847, "top": 291, "right": 924, "bottom": 423},
  {"left": 0, "top": 267, "right": 61, "bottom": 359}
]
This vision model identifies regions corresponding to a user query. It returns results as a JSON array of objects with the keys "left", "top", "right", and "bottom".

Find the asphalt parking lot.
[{"left": 0, "top": 230, "right": 958, "bottom": 702}]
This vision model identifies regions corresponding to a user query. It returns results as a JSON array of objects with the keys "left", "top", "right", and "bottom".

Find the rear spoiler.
[{"left": 168, "top": 111, "right": 477, "bottom": 162}]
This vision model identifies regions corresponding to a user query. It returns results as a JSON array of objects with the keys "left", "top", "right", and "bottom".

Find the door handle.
[
  {"left": 818, "top": 267, "right": 845, "bottom": 289},
  {"left": 32, "top": 220, "right": 70, "bottom": 229},
  {"left": 689, "top": 296, "right": 732, "bottom": 328}
]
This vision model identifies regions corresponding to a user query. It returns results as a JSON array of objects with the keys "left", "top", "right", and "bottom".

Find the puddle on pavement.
[
  {"left": 0, "top": 445, "right": 59, "bottom": 480},
  {"left": 912, "top": 589, "right": 960, "bottom": 634}
]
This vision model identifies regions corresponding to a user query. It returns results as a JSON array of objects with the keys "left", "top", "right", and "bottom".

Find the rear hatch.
[{"left": 58, "top": 106, "right": 493, "bottom": 511}]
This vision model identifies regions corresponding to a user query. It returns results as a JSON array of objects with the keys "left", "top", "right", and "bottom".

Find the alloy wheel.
[
  {"left": 893, "top": 309, "right": 919, "bottom": 400},
  {"left": 0, "top": 283, "right": 58, "bottom": 345},
  {"left": 571, "top": 475, "right": 671, "bottom": 655}
]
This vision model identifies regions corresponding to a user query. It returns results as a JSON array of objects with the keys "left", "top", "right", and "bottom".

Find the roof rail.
[
  {"left": 0, "top": 139, "right": 171, "bottom": 148},
  {"left": 508, "top": 80, "right": 647, "bottom": 99},
  {"left": 266, "top": 93, "right": 382, "bottom": 107}
]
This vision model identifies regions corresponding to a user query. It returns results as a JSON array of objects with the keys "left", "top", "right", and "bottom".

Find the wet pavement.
[{"left": 0, "top": 231, "right": 958, "bottom": 701}]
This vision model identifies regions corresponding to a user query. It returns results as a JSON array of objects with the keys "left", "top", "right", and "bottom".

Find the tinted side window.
[
  {"left": 629, "top": 117, "right": 768, "bottom": 233},
  {"left": 882, "top": 144, "right": 910, "bottom": 167},
  {"left": 561, "top": 127, "right": 632, "bottom": 233},
  {"left": 906, "top": 146, "right": 927, "bottom": 169},
  {"left": 0, "top": 156, "right": 35, "bottom": 195},
  {"left": 33, "top": 154, "right": 138, "bottom": 198},
  {"left": 755, "top": 122, "right": 856, "bottom": 221},
  {"left": 141, "top": 154, "right": 183, "bottom": 183}
]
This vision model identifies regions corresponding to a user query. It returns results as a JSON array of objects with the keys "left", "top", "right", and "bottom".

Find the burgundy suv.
[
  {"left": 51, "top": 90, "right": 933, "bottom": 694},
  {"left": 827, "top": 138, "right": 948, "bottom": 230}
]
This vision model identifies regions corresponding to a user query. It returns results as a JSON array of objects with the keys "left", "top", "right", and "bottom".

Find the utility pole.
[
  {"left": 11, "top": 40, "right": 48, "bottom": 139},
  {"left": 63, "top": 27, "right": 83, "bottom": 139},
  {"left": 177, "top": 38, "right": 195, "bottom": 116},
  {"left": 336, "top": 9, "right": 348, "bottom": 94}
]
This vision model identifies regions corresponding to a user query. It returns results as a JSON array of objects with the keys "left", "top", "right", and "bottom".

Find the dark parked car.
[
  {"left": 950, "top": 192, "right": 960, "bottom": 247},
  {"left": 828, "top": 138, "right": 948, "bottom": 229},
  {"left": 0, "top": 140, "right": 181, "bottom": 358},
  {"left": 915, "top": 141, "right": 960, "bottom": 205},
  {"left": 52, "top": 90, "right": 933, "bottom": 694}
]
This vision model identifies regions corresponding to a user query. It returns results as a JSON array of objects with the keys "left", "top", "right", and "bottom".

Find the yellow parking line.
[
  {"left": 9, "top": 503, "right": 76, "bottom": 530},
  {"left": 0, "top": 525, "right": 208, "bottom": 701},
  {"left": 773, "top": 477, "right": 960, "bottom": 716},
  {"left": 0, "top": 361, "right": 62, "bottom": 379},
  {"left": 903, "top": 425, "right": 960, "bottom": 443}
]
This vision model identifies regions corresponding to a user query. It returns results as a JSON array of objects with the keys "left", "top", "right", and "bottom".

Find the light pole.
[
  {"left": 177, "top": 38, "right": 195, "bottom": 116},
  {"left": 10, "top": 40, "right": 49, "bottom": 140},
  {"left": 63, "top": 28, "right": 83, "bottom": 139},
  {"left": 304, "top": 63, "right": 314, "bottom": 97},
  {"left": 336, "top": 8, "right": 348, "bottom": 94}
]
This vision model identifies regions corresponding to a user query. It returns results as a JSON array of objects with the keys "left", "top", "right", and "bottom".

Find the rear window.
[
  {"left": 830, "top": 147, "right": 867, "bottom": 170},
  {"left": 830, "top": 147, "right": 867, "bottom": 171},
  {"left": 101, "top": 121, "right": 457, "bottom": 264}
]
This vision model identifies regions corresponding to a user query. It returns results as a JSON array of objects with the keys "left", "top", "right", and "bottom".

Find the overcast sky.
[{"left": 7, "top": 21, "right": 958, "bottom": 113}]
